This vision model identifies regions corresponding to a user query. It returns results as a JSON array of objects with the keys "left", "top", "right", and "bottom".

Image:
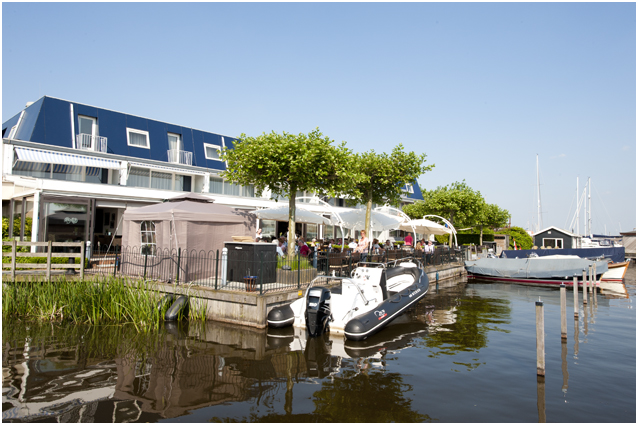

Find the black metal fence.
[{"left": 85, "top": 245, "right": 466, "bottom": 294}]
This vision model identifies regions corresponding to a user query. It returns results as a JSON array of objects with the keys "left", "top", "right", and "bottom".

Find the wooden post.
[
  {"left": 46, "top": 241, "right": 52, "bottom": 283},
  {"left": 80, "top": 241, "right": 85, "bottom": 281},
  {"left": 11, "top": 240, "right": 17, "bottom": 282},
  {"left": 536, "top": 300, "right": 545, "bottom": 376},
  {"left": 582, "top": 269, "right": 588, "bottom": 304},
  {"left": 573, "top": 275, "right": 579, "bottom": 318},
  {"left": 560, "top": 284, "right": 567, "bottom": 340}
]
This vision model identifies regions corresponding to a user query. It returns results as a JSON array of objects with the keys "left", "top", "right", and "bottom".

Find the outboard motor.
[{"left": 305, "top": 287, "right": 331, "bottom": 337}]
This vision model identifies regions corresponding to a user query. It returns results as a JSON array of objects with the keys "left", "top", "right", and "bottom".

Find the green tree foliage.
[
  {"left": 403, "top": 180, "right": 484, "bottom": 228},
  {"left": 342, "top": 144, "right": 434, "bottom": 236},
  {"left": 475, "top": 203, "right": 511, "bottom": 245},
  {"left": 221, "top": 128, "right": 361, "bottom": 256},
  {"left": 499, "top": 226, "right": 533, "bottom": 250}
]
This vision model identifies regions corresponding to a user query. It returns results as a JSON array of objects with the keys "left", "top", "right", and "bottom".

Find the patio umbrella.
[
  {"left": 336, "top": 209, "right": 404, "bottom": 231},
  {"left": 253, "top": 205, "right": 333, "bottom": 225},
  {"left": 397, "top": 218, "right": 451, "bottom": 235}
]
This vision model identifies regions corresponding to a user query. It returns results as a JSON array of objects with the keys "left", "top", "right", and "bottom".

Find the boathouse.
[{"left": 532, "top": 226, "right": 578, "bottom": 249}]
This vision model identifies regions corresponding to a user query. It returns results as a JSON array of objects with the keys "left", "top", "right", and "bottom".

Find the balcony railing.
[
  {"left": 168, "top": 149, "right": 193, "bottom": 166},
  {"left": 75, "top": 133, "right": 108, "bottom": 153}
]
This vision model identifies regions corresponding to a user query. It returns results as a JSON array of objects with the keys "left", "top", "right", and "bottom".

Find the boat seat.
[{"left": 385, "top": 266, "right": 420, "bottom": 282}]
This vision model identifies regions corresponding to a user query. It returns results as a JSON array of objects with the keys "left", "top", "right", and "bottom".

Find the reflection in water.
[
  {"left": 3, "top": 280, "right": 489, "bottom": 422},
  {"left": 6, "top": 269, "right": 633, "bottom": 422},
  {"left": 537, "top": 375, "right": 546, "bottom": 423}
]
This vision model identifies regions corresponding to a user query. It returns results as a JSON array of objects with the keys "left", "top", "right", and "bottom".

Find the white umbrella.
[
  {"left": 337, "top": 209, "right": 404, "bottom": 231},
  {"left": 254, "top": 205, "right": 333, "bottom": 225},
  {"left": 397, "top": 218, "right": 451, "bottom": 235}
]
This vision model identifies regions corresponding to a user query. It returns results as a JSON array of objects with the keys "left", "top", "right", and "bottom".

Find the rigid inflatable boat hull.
[{"left": 344, "top": 269, "right": 428, "bottom": 341}]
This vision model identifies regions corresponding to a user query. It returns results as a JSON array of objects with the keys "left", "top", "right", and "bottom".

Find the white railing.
[
  {"left": 75, "top": 133, "right": 108, "bottom": 153},
  {"left": 168, "top": 149, "right": 193, "bottom": 166}
]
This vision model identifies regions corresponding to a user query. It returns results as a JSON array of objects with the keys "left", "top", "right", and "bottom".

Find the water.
[{"left": 3, "top": 265, "right": 635, "bottom": 422}]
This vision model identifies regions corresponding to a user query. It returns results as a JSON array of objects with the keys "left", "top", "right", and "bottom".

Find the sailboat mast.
[
  {"left": 536, "top": 154, "right": 542, "bottom": 232},
  {"left": 587, "top": 177, "right": 591, "bottom": 235},
  {"left": 576, "top": 177, "right": 579, "bottom": 235}
]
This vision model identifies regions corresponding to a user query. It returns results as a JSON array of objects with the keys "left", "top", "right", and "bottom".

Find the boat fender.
[
  {"left": 157, "top": 294, "right": 176, "bottom": 315},
  {"left": 267, "top": 304, "right": 295, "bottom": 328},
  {"left": 165, "top": 295, "right": 190, "bottom": 321}
]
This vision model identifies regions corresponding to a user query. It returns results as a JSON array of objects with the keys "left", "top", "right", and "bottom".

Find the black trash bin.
[{"left": 225, "top": 242, "right": 277, "bottom": 284}]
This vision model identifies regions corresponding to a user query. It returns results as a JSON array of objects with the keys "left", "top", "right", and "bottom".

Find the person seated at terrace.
[
  {"left": 276, "top": 239, "right": 285, "bottom": 257},
  {"left": 348, "top": 239, "right": 358, "bottom": 250},
  {"left": 371, "top": 238, "right": 382, "bottom": 253},
  {"left": 384, "top": 239, "right": 393, "bottom": 250},
  {"left": 415, "top": 239, "right": 424, "bottom": 252},
  {"left": 298, "top": 238, "right": 310, "bottom": 257}
]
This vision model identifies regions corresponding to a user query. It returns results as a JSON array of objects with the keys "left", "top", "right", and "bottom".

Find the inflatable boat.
[{"left": 267, "top": 260, "right": 429, "bottom": 341}]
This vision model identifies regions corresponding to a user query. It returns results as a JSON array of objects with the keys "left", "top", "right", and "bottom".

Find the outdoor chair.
[{"left": 328, "top": 253, "right": 348, "bottom": 276}]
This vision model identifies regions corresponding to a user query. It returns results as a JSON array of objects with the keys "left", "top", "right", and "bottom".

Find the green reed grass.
[{"left": 2, "top": 276, "right": 205, "bottom": 328}]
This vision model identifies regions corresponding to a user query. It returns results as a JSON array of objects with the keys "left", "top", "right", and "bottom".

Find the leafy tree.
[
  {"left": 403, "top": 180, "right": 484, "bottom": 229},
  {"left": 342, "top": 144, "right": 434, "bottom": 237},
  {"left": 221, "top": 128, "right": 361, "bottom": 256},
  {"left": 475, "top": 203, "right": 510, "bottom": 245},
  {"left": 499, "top": 226, "right": 533, "bottom": 250}
]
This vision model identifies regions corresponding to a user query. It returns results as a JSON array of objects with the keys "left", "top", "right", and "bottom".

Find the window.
[
  {"left": 128, "top": 167, "right": 150, "bottom": 188},
  {"left": 12, "top": 161, "right": 106, "bottom": 184},
  {"left": 208, "top": 176, "right": 254, "bottom": 197},
  {"left": 224, "top": 180, "right": 240, "bottom": 196},
  {"left": 306, "top": 223, "right": 318, "bottom": 240},
  {"left": 151, "top": 171, "right": 172, "bottom": 190},
  {"left": 168, "top": 133, "right": 182, "bottom": 151},
  {"left": 204, "top": 143, "right": 222, "bottom": 160},
  {"left": 175, "top": 175, "right": 192, "bottom": 192},
  {"left": 542, "top": 238, "right": 563, "bottom": 249},
  {"left": 127, "top": 128, "right": 150, "bottom": 148},
  {"left": 78, "top": 116, "right": 97, "bottom": 137},
  {"left": 260, "top": 219, "right": 276, "bottom": 238},
  {"left": 140, "top": 221, "right": 156, "bottom": 255}
]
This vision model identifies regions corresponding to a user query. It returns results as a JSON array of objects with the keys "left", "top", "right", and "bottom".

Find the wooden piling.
[
  {"left": 582, "top": 270, "right": 588, "bottom": 304},
  {"left": 560, "top": 284, "right": 567, "bottom": 340},
  {"left": 573, "top": 276, "right": 579, "bottom": 318},
  {"left": 536, "top": 300, "right": 545, "bottom": 376}
]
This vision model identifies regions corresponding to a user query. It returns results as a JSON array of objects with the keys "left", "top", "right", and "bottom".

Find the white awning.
[
  {"left": 129, "top": 162, "right": 208, "bottom": 176},
  {"left": 14, "top": 147, "right": 120, "bottom": 170}
]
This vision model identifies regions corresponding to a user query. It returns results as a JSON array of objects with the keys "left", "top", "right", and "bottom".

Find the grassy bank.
[{"left": 2, "top": 276, "right": 207, "bottom": 328}]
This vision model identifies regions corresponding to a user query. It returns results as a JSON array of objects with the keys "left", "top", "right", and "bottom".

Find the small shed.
[
  {"left": 122, "top": 193, "right": 255, "bottom": 253},
  {"left": 620, "top": 230, "right": 636, "bottom": 259},
  {"left": 532, "top": 226, "right": 578, "bottom": 249},
  {"left": 121, "top": 193, "right": 255, "bottom": 282}
]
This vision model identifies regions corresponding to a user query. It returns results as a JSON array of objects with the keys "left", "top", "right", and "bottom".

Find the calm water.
[{"left": 3, "top": 265, "right": 635, "bottom": 422}]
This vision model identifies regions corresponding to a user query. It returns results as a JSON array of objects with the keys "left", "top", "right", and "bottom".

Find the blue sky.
[{"left": 3, "top": 2, "right": 635, "bottom": 235}]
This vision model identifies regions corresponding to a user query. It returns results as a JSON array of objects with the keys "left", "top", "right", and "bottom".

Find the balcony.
[
  {"left": 168, "top": 149, "right": 193, "bottom": 166},
  {"left": 75, "top": 133, "right": 108, "bottom": 153}
]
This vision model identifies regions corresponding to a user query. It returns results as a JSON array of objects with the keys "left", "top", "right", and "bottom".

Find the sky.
[{"left": 2, "top": 2, "right": 636, "bottom": 235}]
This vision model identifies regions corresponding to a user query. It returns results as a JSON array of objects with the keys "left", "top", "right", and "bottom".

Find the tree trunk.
[
  {"left": 479, "top": 225, "right": 483, "bottom": 246},
  {"left": 364, "top": 193, "right": 373, "bottom": 245},
  {"left": 287, "top": 188, "right": 297, "bottom": 258}
]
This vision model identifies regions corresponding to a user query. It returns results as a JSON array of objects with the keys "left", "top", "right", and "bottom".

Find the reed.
[{"left": 2, "top": 276, "right": 205, "bottom": 327}]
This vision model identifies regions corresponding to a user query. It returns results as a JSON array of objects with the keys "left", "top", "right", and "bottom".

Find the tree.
[
  {"left": 403, "top": 180, "right": 485, "bottom": 229},
  {"left": 221, "top": 128, "right": 360, "bottom": 256},
  {"left": 342, "top": 145, "right": 434, "bottom": 238},
  {"left": 500, "top": 226, "right": 533, "bottom": 250},
  {"left": 475, "top": 203, "right": 510, "bottom": 245}
]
